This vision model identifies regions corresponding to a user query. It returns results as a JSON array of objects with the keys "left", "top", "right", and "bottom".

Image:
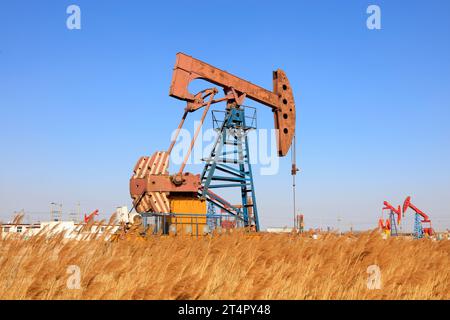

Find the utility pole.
[
  {"left": 77, "top": 202, "right": 80, "bottom": 222},
  {"left": 337, "top": 216, "right": 342, "bottom": 235},
  {"left": 291, "top": 135, "right": 300, "bottom": 229}
]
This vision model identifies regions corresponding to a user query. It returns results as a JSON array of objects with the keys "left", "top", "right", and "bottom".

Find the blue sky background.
[{"left": 1, "top": 0, "right": 449, "bottom": 231}]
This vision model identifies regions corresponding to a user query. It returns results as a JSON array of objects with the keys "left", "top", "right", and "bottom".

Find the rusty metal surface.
[
  {"left": 272, "top": 69, "right": 296, "bottom": 156},
  {"left": 130, "top": 151, "right": 201, "bottom": 213},
  {"left": 169, "top": 52, "right": 296, "bottom": 156}
]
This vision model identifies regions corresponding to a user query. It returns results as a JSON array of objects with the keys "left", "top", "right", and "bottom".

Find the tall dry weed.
[{"left": 0, "top": 229, "right": 448, "bottom": 300}]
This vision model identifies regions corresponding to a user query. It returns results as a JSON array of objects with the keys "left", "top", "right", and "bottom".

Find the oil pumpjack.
[
  {"left": 402, "top": 196, "right": 434, "bottom": 239},
  {"left": 379, "top": 201, "right": 402, "bottom": 236},
  {"left": 129, "top": 53, "right": 296, "bottom": 233}
]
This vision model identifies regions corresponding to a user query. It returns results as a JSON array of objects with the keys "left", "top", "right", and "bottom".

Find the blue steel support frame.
[
  {"left": 389, "top": 211, "right": 398, "bottom": 236},
  {"left": 414, "top": 212, "right": 424, "bottom": 239},
  {"left": 199, "top": 106, "right": 260, "bottom": 231}
]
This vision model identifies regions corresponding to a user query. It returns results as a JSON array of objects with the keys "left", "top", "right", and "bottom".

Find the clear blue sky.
[{"left": 1, "top": 0, "right": 449, "bottom": 231}]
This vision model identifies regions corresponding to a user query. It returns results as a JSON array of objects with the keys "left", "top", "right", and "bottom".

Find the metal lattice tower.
[
  {"left": 199, "top": 106, "right": 259, "bottom": 231},
  {"left": 414, "top": 213, "right": 424, "bottom": 239},
  {"left": 389, "top": 211, "right": 399, "bottom": 236},
  {"left": 206, "top": 202, "right": 217, "bottom": 230}
]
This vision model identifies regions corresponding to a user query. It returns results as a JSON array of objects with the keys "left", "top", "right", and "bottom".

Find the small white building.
[
  {"left": 1, "top": 220, "right": 121, "bottom": 240},
  {"left": 1, "top": 223, "right": 40, "bottom": 238},
  {"left": 266, "top": 227, "right": 295, "bottom": 233},
  {"left": 1, "top": 206, "right": 134, "bottom": 240},
  {"left": 1, "top": 214, "right": 131, "bottom": 241}
]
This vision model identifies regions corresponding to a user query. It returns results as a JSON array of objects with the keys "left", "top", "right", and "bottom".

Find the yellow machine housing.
[{"left": 168, "top": 195, "right": 207, "bottom": 235}]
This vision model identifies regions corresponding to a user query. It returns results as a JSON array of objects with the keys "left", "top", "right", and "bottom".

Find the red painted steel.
[
  {"left": 84, "top": 209, "right": 99, "bottom": 223},
  {"left": 402, "top": 196, "right": 434, "bottom": 236},
  {"left": 383, "top": 201, "right": 402, "bottom": 225}
]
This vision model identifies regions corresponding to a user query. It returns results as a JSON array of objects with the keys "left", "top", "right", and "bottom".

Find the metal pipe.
[
  {"left": 177, "top": 91, "right": 216, "bottom": 175},
  {"left": 167, "top": 110, "right": 189, "bottom": 155}
]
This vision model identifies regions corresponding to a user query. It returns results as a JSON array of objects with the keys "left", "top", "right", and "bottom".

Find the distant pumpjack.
[
  {"left": 402, "top": 196, "right": 433, "bottom": 238},
  {"left": 84, "top": 209, "right": 99, "bottom": 223},
  {"left": 381, "top": 201, "right": 402, "bottom": 236}
]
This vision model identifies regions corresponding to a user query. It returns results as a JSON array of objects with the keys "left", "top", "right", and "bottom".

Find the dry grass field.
[{"left": 0, "top": 227, "right": 448, "bottom": 300}]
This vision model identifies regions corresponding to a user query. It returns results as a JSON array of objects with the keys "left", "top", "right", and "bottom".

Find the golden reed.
[{"left": 0, "top": 228, "right": 448, "bottom": 300}]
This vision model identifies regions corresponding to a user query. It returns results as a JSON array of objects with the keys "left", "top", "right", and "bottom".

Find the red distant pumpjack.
[
  {"left": 84, "top": 209, "right": 99, "bottom": 224},
  {"left": 402, "top": 196, "right": 433, "bottom": 236}
]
